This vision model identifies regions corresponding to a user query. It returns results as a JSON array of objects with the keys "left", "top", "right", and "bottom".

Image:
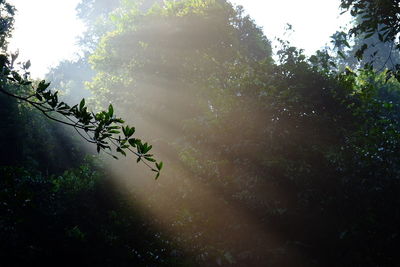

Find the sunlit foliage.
[
  {"left": 1, "top": 0, "right": 400, "bottom": 266},
  {"left": 83, "top": 0, "right": 400, "bottom": 265}
]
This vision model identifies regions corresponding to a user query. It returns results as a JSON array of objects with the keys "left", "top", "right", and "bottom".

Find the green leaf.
[
  {"left": 142, "top": 143, "right": 152, "bottom": 153},
  {"left": 80, "top": 98, "right": 85, "bottom": 110},
  {"left": 128, "top": 138, "right": 137, "bottom": 147},
  {"left": 117, "top": 147, "right": 127, "bottom": 156},
  {"left": 156, "top": 161, "right": 163, "bottom": 171},
  {"left": 0, "top": 54, "right": 8, "bottom": 67},
  {"left": 123, "top": 126, "right": 135, "bottom": 137},
  {"left": 37, "top": 80, "right": 50, "bottom": 92},
  {"left": 108, "top": 104, "right": 114, "bottom": 117},
  {"left": 12, "top": 71, "right": 21, "bottom": 82},
  {"left": 383, "top": 102, "right": 393, "bottom": 109},
  {"left": 144, "top": 157, "right": 156, "bottom": 162},
  {"left": 128, "top": 127, "right": 135, "bottom": 137}
]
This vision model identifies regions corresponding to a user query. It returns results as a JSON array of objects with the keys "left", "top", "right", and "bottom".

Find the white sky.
[
  {"left": 8, "top": 0, "right": 85, "bottom": 78},
  {"left": 232, "top": 0, "right": 351, "bottom": 53},
  {"left": 8, "top": 0, "right": 350, "bottom": 78}
]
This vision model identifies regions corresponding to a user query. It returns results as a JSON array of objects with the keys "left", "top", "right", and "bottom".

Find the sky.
[
  {"left": 232, "top": 0, "right": 351, "bottom": 53},
  {"left": 8, "top": 0, "right": 85, "bottom": 78},
  {"left": 8, "top": 0, "right": 351, "bottom": 78}
]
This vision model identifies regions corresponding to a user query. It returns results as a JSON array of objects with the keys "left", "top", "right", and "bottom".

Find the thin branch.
[
  {"left": 0, "top": 84, "right": 160, "bottom": 173},
  {"left": 74, "top": 126, "right": 97, "bottom": 144}
]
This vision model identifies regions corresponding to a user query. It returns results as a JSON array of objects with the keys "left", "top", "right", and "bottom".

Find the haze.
[
  {"left": 8, "top": 0, "right": 349, "bottom": 78},
  {"left": 2, "top": 0, "right": 400, "bottom": 266}
]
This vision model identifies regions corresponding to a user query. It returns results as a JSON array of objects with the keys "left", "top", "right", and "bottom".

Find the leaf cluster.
[{"left": 0, "top": 52, "right": 162, "bottom": 179}]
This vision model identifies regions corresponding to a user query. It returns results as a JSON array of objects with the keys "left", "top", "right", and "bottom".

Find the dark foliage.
[
  {"left": 0, "top": 163, "right": 185, "bottom": 267},
  {"left": 1, "top": 0, "right": 400, "bottom": 266}
]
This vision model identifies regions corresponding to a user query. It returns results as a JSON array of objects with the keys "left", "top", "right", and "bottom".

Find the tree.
[
  {"left": 0, "top": 0, "right": 14, "bottom": 50},
  {"left": 4, "top": 0, "right": 399, "bottom": 265},
  {"left": 331, "top": 28, "right": 400, "bottom": 71},
  {"left": 340, "top": 0, "right": 400, "bottom": 78},
  {"left": 340, "top": 0, "right": 400, "bottom": 44},
  {"left": 86, "top": 0, "right": 400, "bottom": 265},
  {"left": 88, "top": 0, "right": 272, "bottom": 136},
  {"left": 86, "top": 0, "right": 283, "bottom": 264}
]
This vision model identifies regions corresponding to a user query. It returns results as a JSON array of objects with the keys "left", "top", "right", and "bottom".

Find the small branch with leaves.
[{"left": 0, "top": 52, "right": 163, "bottom": 179}]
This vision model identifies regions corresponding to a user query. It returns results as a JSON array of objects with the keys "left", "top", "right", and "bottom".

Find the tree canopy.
[
  {"left": 1, "top": 0, "right": 400, "bottom": 266},
  {"left": 340, "top": 0, "right": 400, "bottom": 77}
]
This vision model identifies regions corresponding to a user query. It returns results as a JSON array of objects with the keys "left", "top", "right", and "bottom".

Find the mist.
[{"left": 1, "top": 0, "right": 400, "bottom": 266}]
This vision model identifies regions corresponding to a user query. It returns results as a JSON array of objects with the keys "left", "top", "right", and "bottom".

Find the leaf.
[
  {"left": 37, "top": 80, "right": 50, "bottom": 92},
  {"left": 383, "top": 102, "right": 393, "bottom": 109},
  {"left": 128, "top": 138, "right": 137, "bottom": 147},
  {"left": 128, "top": 127, "right": 135, "bottom": 137},
  {"left": 0, "top": 54, "right": 8, "bottom": 67},
  {"left": 144, "top": 157, "right": 156, "bottom": 162},
  {"left": 142, "top": 143, "right": 152, "bottom": 153},
  {"left": 108, "top": 104, "right": 114, "bottom": 117},
  {"left": 54, "top": 91, "right": 58, "bottom": 103},
  {"left": 123, "top": 126, "right": 135, "bottom": 137},
  {"left": 117, "top": 147, "right": 126, "bottom": 156},
  {"left": 24, "top": 60, "right": 31, "bottom": 69},
  {"left": 80, "top": 98, "right": 85, "bottom": 110},
  {"left": 156, "top": 161, "right": 163, "bottom": 171},
  {"left": 12, "top": 71, "right": 21, "bottom": 82}
]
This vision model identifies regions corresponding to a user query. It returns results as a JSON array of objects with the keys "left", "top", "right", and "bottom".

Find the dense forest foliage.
[{"left": 1, "top": 0, "right": 400, "bottom": 266}]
